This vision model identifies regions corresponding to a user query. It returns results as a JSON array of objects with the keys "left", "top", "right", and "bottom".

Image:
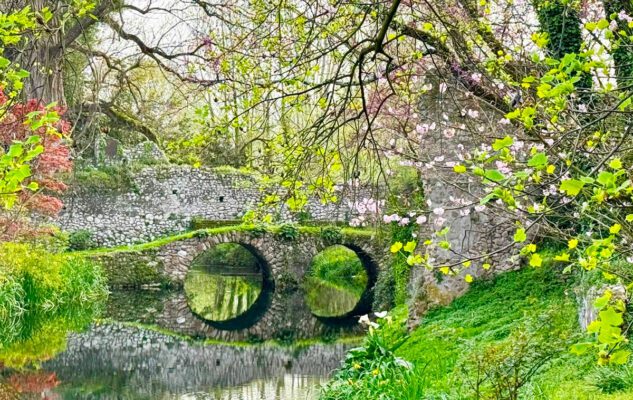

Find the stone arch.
[
  {"left": 308, "top": 239, "right": 381, "bottom": 322},
  {"left": 184, "top": 241, "right": 275, "bottom": 330},
  {"left": 147, "top": 230, "right": 383, "bottom": 341}
]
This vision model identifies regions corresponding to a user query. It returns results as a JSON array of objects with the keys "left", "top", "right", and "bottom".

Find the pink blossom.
[
  {"left": 416, "top": 215, "right": 427, "bottom": 224},
  {"left": 474, "top": 205, "right": 486, "bottom": 212},
  {"left": 433, "top": 207, "right": 445, "bottom": 216},
  {"left": 399, "top": 217, "right": 410, "bottom": 226}
]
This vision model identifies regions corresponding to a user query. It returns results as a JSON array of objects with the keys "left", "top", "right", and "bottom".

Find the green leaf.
[
  {"left": 484, "top": 169, "right": 505, "bottom": 182},
  {"left": 597, "top": 19, "right": 610, "bottom": 30},
  {"left": 453, "top": 165, "right": 466, "bottom": 173},
  {"left": 0, "top": 56, "right": 9, "bottom": 69},
  {"left": 597, "top": 171, "right": 616, "bottom": 187},
  {"left": 570, "top": 342, "right": 593, "bottom": 355},
  {"left": 492, "top": 136, "right": 513, "bottom": 151},
  {"left": 594, "top": 290, "right": 612, "bottom": 310},
  {"left": 610, "top": 350, "right": 630, "bottom": 365},
  {"left": 513, "top": 228, "right": 527, "bottom": 243},
  {"left": 529, "top": 253, "right": 542, "bottom": 267},
  {"left": 403, "top": 241, "right": 417, "bottom": 253},
  {"left": 6, "top": 143, "right": 23, "bottom": 158},
  {"left": 527, "top": 152, "right": 548, "bottom": 167},
  {"left": 609, "top": 158, "right": 623, "bottom": 170},
  {"left": 599, "top": 307, "right": 624, "bottom": 327},
  {"left": 560, "top": 179, "right": 585, "bottom": 196}
]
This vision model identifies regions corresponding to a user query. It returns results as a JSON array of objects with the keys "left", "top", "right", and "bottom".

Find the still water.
[
  {"left": 3, "top": 323, "right": 349, "bottom": 400},
  {"left": 0, "top": 243, "right": 367, "bottom": 399}
]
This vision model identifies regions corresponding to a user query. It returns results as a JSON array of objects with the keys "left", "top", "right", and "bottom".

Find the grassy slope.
[{"left": 397, "top": 267, "right": 633, "bottom": 400}]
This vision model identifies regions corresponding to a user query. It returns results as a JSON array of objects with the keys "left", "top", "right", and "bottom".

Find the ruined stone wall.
[
  {"left": 57, "top": 165, "right": 372, "bottom": 247},
  {"left": 407, "top": 82, "right": 519, "bottom": 324}
]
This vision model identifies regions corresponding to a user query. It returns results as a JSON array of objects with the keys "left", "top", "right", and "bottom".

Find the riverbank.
[
  {"left": 320, "top": 266, "right": 633, "bottom": 400},
  {"left": 0, "top": 243, "right": 107, "bottom": 367}
]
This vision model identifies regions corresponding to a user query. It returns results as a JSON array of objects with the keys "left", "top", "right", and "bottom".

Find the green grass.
[
  {"left": 391, "top": 266, "right": 633, "bottom": 399},
  {"left": 0, "top": 243, "right": 108, "bottom": 350}
]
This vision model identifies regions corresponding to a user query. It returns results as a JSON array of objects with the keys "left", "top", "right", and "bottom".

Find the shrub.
[
  {"left": 248, "top": 224, "right": 268, "bottom": 238},
  {"left": 296, "top": 210, "right": 312, "bottom": 224},
  {"left": 456, "top": 307, "right": 574, "bottom": 400},
  {"left": 67, "top": 229, "right": 96, "bottom": 251},
  {"left": 320, "top": 226, "right": 343, "bottom": 244},
  {"left": 276, "top": 223, "right": 299, "bottom": 241},
  {"left": 319, "top": 316, "right": 425, "bottom": 400}
]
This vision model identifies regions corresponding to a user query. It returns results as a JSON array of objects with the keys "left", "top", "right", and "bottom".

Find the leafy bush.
[
  {"left": 248, "top": 224, "right": 268, "bottom": 238},
  {"left": 296, "top": 210, "right": 312, "bottom": 224},
  {"left": 67, "top": 229, "right": 96, "bottom": 251},
  {"left": 457, "top": 308, "right": 574, "bottom": 400},
  {"left": 276, "top": 223, "right": 299, "bottom": 241},
  {"left": 72, "top": 165, "right": 135, "bottom": 192},
  {"left": 0, "top": 243, "right": 107, "bottom": 347},
  {"left": 320, "top": 226, "right": 343, "bottom": 244},
  {"left": 320, "top": 316, "right": 425, "bottom": 400}
]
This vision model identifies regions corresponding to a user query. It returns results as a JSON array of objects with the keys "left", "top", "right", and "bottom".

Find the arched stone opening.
[
  {"left": 184, "top": 242, "right": 275, "bottom": 330},
  {"left": 304, "top": 243, "right": 378, "bottom": 322}
]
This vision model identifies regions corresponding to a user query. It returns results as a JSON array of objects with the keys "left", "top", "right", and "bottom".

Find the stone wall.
[
  {"left": 407, "top": 81, "right": 520, "bottom": 324},
  {"left": 58, "top": 165, "right": 372, "bottom": 247}
]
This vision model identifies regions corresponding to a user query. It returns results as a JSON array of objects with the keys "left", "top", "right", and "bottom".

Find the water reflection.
[
  {"left": 304, "top": 246, "right": 368, "bottom": 318},
  {"left": 186, "top": 271, "right": 263, "bottom": 322},
  {"left": 26, "top": 323, "right": 350, "bottom": 400},
  {"left": 184, "top": 243, "right": 267, "bottom": 322}
]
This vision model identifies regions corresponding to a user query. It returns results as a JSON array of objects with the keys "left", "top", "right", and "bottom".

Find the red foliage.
[
  {"left": 8, "top": 370, "right": 60, "bottom": 393},
  {"left": 0, "top": 97, "right": 73, "bottom": 216}
]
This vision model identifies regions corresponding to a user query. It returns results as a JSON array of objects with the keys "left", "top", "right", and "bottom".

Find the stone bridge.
[{"left": 92, "top": 227, "right": 388, "bottom": 341}]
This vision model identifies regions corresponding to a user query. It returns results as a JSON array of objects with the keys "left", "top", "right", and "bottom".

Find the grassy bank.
[
  {"left": 321, "top": 266, "right": 633, "bottom": 399},
  {"left": 0, "top": 243, "right": 108, "bottom": 356}
]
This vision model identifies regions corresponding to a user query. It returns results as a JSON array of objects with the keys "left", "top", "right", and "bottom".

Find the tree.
[{"left": 197, "top": 0, "right": 633, "bottom": 364}]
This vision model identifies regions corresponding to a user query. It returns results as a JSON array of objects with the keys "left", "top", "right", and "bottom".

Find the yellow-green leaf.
[{"left": 390, "top": 242, "right": 403, "bottom": 253}]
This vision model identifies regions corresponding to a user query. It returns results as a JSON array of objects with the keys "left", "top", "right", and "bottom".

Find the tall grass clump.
[{"left": 0, "top": 242, "right": 107, "bottom": 348}]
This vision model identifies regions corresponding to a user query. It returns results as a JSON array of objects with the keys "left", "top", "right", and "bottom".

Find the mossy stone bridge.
[{"left": 91, "top": 226, "right": 388, "bottom": 341}]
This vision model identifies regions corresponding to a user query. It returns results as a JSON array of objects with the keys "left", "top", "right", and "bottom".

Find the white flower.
[
  {"left": 399, "top": 217, "right": 410, "bottom": 226},
  {"left": 433, "top": 207, "right": 445, "bottom": 216},
  {"left": 358, "top": 314, "right": 371, "bottom": 325},
  {"left": 475, "top": 205, "right": 486, "bottom": 212},
  {"left": 467, "top": 109, "right": 480, "bottom": 119},
  {"left": 374, "top": 311, "right": 388, "bottom": 318},
  {"left": 416, "top": 215, "right": 427, "bottom": 224},
  {"left": 439, "top": 82, "right": 447, "bottom": 94}
]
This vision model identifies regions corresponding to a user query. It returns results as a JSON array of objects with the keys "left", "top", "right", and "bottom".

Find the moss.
[
  {"left": 71, "top": 165, "right": 137, "bottom": 193},
  {"left": 92, "top": 250, "right": 167, "bottom": 288},
  {"left": 77, "top": 224, "right": 376, "bottom": 256}
]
